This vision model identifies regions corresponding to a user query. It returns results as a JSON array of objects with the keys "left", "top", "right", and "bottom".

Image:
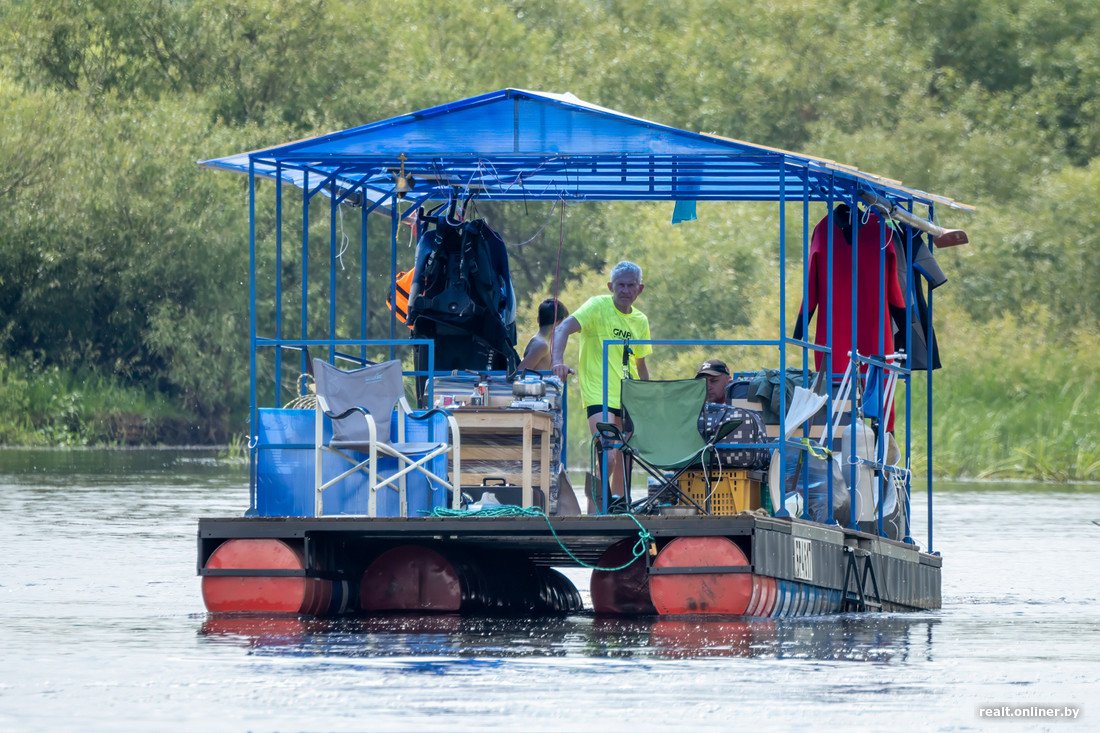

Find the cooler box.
[
  {"left": 676, "top": 469, "right": 763, "bottom": 515},
  {"left": 255, "top": 408, "right": 451, "bottom": 517},
  {"left": 464, "top": 477, "right": 547, "bottom": 512}
]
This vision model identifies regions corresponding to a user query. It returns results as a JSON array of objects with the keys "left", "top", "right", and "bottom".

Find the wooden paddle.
[{"left": 859, "top": 190, "right": 968, "bottom": 248}]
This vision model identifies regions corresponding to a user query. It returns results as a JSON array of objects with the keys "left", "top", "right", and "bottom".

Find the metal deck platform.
[{"left": 197, "top": 514, "right": 941, "bottom": 613}]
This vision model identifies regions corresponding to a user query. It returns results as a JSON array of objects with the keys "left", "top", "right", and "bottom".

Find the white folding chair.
[{"left": 312, "top": 358, "right": 460, "bottom": 516}]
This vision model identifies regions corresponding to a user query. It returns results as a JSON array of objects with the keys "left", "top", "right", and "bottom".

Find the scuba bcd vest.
[{"left": 406, "top": 217, "right": 519, "bottom": 373}]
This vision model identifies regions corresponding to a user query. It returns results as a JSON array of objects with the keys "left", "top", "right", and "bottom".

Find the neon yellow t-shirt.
[{"left": 572, "top": 295, "right": 652, "bottom": 409}]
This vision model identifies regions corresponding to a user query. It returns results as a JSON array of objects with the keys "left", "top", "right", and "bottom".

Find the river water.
[{"left": 0, "top": 449, "right": 1096, "bottom": 732}]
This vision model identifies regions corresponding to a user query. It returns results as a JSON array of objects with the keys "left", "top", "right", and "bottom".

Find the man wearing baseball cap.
[{"left": 695, "top": 359, "right": 731, "bottom": 404}]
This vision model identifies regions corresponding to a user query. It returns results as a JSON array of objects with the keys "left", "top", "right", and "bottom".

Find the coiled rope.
[
  {"left": 283, "top": 374, "right": 317, "bottom": 409},
  {"left": 428, "top": 504, "right": 654, "bottom": 572}
]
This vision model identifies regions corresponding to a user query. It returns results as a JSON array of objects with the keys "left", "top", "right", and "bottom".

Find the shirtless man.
[{"left": 516, "top": 298, "right": 569, "bottom": 372}]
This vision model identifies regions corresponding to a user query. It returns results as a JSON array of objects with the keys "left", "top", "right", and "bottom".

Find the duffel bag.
[{"left": 698, "top": 403, "right": 771, "bottom": 469}]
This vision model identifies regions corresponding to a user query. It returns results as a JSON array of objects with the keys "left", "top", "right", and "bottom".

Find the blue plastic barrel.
[{"left": 255, "top": 408, "right": 451, "bottom": 517}]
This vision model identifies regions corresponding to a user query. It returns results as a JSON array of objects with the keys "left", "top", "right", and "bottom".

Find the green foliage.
[
  {"left": 952, "top": 161, "right": 1100, "bottom": 330},
  {"left": 883, "top": 0, "right": 1100, "bottom": 166},
  {"left": 0, "top": 357, "right": 36, "bottom": 445},
  {"left": 218, "top": 432, "right": 250, "bottom": 463},
  {"left": 0, "top": 355, "right": 189, "bottom": 446},
  {"left": 198, "top": 0, "right": 384, "bottom": 130},
  {"left": 914, "top": 308, "right": 1099, "bottom": 481},
  {"left": 0, "top": 0, "right": 1098, "bottom": 481},
  {"left": 0, "top": 75, "right": 69, "bottom": 201},
  {"left": 0, "top": 91, "right": 255, "bottom": 433}
]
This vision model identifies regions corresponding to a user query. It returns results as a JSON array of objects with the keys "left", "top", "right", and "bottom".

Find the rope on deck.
[{"left": 427, "top": 505, "right": 654, "bottom": 572}]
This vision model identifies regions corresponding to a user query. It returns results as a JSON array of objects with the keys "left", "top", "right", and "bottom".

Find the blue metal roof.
[{"left": 200, "top": 88, "right": 972, "bottom": 214}]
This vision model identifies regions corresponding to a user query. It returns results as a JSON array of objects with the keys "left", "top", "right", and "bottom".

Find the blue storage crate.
[
  {"left": 255, "top": 409, "right": 319, "bottom": 517},
  {"left": 255, "top": 408, "right": 451, "bottom": 517}
]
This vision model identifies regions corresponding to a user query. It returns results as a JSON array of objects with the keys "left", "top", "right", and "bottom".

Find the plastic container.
[
  {"left": 767, "top": 448, "right": 850, "bottom": 524},
  {"left": 255, "top": 408, "right": 451, "bottom": 517},
  {"left": 255, "top": 409, "right": 324, "bottom": 517},
  {"left": 676, "top": 470, "right": 763, "bottom": 515}
]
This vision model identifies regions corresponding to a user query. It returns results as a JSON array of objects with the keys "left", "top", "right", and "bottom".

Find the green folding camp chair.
[{"left": 595, "top": 378, "right": 741, "bottom": 515}]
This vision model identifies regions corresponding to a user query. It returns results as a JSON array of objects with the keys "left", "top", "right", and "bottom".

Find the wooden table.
[{"left": 449, "top": 408, "right": 554, "bottom": 509}]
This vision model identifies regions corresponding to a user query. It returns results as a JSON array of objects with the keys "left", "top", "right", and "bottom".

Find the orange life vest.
[{"left": 386, "top": 269, "right": 415, "bottom": 329}]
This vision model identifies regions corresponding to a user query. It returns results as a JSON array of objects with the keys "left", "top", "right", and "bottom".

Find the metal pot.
[
  {"left": 512, "top": 375, "right": 547, "bottom": 398},
  {"left": 658, "top": 505, "right": 699, "bottom": 517}
]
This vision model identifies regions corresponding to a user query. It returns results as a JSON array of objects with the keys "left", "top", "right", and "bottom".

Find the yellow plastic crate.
[{"left": 677, "top": 470, "right": 762, "bottom": 515}]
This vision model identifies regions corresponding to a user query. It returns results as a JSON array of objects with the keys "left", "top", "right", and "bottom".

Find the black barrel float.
[{"left": 360, "top": 544, "right": 582, "bottom": 614}]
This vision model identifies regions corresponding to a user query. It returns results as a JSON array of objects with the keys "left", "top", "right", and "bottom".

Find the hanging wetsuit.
[
  {"left": 794, "top": 205, "right": 904, "bottom": 431},
  {"left": 890, "top": 223, "right": 946, "bottom": 371}
]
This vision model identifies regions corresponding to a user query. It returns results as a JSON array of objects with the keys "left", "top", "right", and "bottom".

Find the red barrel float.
[
  {"left": 202, "top": 538, "right": 330, "bottom": 615},
  {"left": 591, "top": 538, "right": 657, "bottom": 615},
  {"left": 649, "top": 536, "right": 753, "bottom": 615},
  {"left": 361, "top": 544, "right": 463, "bottom": 611},
  {"left": 361, "top": 544, "right": 582, "bottom": 613}
]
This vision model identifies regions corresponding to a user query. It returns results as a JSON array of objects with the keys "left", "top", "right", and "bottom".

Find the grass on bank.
[
  {"left": 918, "top": 309, "right": 1099, "bottom": 482},
  {"left": 0, "top": 357, "right": 192, "bottom": 446}
]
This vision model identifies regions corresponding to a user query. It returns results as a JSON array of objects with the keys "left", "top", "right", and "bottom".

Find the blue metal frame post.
[
  {"left": 274, "top": 166, "right": 284, "bottom": 404},
  {"left": 389, "top": 197, "right": 398, "bottom": 361},
  {"left": 926, "top": 205, "right": 936, "bottom": 553},
  {"left": 903, "top": 201, "right": 916, "bottom": 545},
  {"left": 248, "top": 161, "right": 258, "bottom": 508},
  {"left": 301, "top": 171, "right": 310, "bottom": 373},
  {"left": 329, "top": 181, "right": 338, "bottom": 356},
  {"left": 776, "top": 161, "right": 791, "bottom": 518},
  {"left": 877, "top": 211, "right": 888, "bottom": 537},
  {"left": 360, "top": 188, "right": 368, "bottom": 364},
  {"left": 824, "top": 182, "right": 838, "bottom": 524},
  {"left": 847, "top": 193, "right": 860, "bottom": 530},
  {"left": 600, "top": 340, "right": 612, "bottom": 514}
]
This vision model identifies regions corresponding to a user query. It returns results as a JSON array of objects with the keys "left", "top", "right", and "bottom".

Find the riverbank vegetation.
[{"left": 1, "top": 0, "right": 1097, "bottom": 480}]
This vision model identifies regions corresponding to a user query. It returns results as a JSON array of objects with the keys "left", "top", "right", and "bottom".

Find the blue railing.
[{"left": 593, "top": 337, "right": 927, "bottom": 548}]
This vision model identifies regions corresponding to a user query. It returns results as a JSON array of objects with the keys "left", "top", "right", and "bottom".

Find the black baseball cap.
[{"left": 695, "top": 359, "right": 730, "bottom": 377}]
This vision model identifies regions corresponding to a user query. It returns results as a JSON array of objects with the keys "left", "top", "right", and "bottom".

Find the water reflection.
[{"left": 200, "top": 612, "right": 938, "bottom": 663}]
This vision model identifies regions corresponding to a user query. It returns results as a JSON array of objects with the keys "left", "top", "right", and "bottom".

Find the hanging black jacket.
[{"left": 890, "top": 223, "right": 946, "bottom": 371}]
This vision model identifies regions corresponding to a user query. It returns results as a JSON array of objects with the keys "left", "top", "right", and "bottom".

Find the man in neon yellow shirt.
[{"left": 551, "top": 261, "right": 651, "bottom": 510}]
